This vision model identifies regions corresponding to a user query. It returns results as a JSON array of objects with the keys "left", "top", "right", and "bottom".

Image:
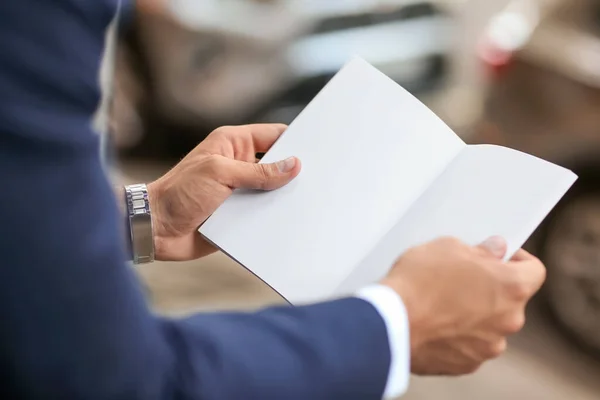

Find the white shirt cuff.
[{"left": 356, "top": 284, "right": 410, "bottom": 399}]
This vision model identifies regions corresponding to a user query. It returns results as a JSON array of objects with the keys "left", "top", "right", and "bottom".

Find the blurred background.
[{"left": 110, "top": 1, "right": 600, "bottom": 398}]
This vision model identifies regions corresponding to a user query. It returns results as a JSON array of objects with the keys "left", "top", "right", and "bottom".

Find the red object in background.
[
  {"left": 477, "top": 36, "right": 514, "bottom": 79},
  {"left": 477, "top": 1, "right": 541, "bottom": 80}
]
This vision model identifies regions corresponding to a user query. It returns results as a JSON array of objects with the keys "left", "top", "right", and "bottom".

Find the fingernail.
[
  {"left": 277, "top": 157, "right": 296, "bottom": 173},
  {"left": 481, "top": 236, "right": 507, "bottom": 258}
]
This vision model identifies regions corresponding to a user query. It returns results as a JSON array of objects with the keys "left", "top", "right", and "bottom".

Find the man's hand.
[
  {"left": 147, "top": 124, "right": 300, "bottom": 261},
  {"left": 381, "top": 237, "right": 546, "bottom": 376}
]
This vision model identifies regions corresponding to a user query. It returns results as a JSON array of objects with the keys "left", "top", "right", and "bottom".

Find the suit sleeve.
[{"left": 0, "top": 2, "right": 391, "bottom": 399}]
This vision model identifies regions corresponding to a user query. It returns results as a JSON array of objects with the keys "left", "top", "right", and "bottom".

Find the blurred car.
[
  {"left": 474, "top": 0, "right": 600, "bottom": 353},
  {"left": 112, "top": 0, "right": 456, "bottom": 156}
]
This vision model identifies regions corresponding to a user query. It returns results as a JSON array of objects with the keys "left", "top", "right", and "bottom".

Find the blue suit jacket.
[{"left": 0, "top": 1, "right": 391, "bottom": 399}]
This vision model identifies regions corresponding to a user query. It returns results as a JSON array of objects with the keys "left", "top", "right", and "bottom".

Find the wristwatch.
[{"left": 125, "top": 183, "right": 155, "bottom": 264}]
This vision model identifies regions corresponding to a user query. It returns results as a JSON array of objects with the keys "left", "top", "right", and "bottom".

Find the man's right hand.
[{"left": 381, "top": 236, "right": 546, "bottom": 376}]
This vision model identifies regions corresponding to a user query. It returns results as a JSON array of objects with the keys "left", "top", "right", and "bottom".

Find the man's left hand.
[{"left": 147, "top": 124, "right": 300, "bottom": 261}]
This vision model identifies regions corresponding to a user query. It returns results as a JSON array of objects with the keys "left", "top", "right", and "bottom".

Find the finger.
[
  {"left": 221, "top": 156, "right": 301, "bottom": 191},
  {"left": 510, "top": 249, "right": 534, "bottom": 262},
  {"left": 245, "top": 123, "right": 288, "bottom": 154},
  {"left": 507, "top": 253, "right": 547, "bottom": 295},
  {"left": 477, "top": 236, "right": 507, "bottom": 259},
  {"left": 204, "top": 124, "right": 287, "bottom": 162}
]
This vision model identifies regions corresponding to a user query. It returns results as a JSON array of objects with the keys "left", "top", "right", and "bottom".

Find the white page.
[
  {"left": 335, "top": 144, "right": 578, "bottom": 296},
  {"left": 200, "top": 57, "right": 465, "bottom": 304}
]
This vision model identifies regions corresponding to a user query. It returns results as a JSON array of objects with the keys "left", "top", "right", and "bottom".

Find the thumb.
[
  {"left": 478, "top": 236, "right": 508, "bottom": 259},
  {"left": 223, "top": 156, "right": 301, "bottom": 191}
]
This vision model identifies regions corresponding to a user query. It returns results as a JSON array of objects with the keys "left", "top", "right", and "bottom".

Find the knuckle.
[
  {"left": 503, "top": 313, "right": 526, "bottom": 334},
  {"left": 436, "top": 236, "right": 463, "bottom": 250},
  {"left": 439, "top": 236, "right": 460, "bottom": 245},
  {"left": 521, "top": 251, "right": 543, "bottom": 266},
  {"left": 532, "top": 258, "right": 547, "bottom": 283},
  {"left": 463, "top": 362, "right": 481, "bottom": 375},
  {"left": 510, "top": 280, "right": 531, "bottom": 301},
  {"left": 405, "top": 246, "right": 420, "bottom": 258},
  {"left": 395, "top": 248, "right": 417, "bottom": 266},
  {"left": 486, "top": 339, "right": 507, "bottom": 359},
  {"left": 204, "top": 154, "right": 225, "bottom": 175},
  {"left": 516, "top": 255, "right": 546, "bottom": 288},
  {"left": 402, "top": 243, "right": 428, "bottom": 262},
  {"left": 254, "top": 164, "right": 272, "bottom": 189},
  {"left": 214, "top": 125, "right": 234, "bottom": 135},
  {"left": 211, "top": 125, "right": 237, "bottom": 141}
]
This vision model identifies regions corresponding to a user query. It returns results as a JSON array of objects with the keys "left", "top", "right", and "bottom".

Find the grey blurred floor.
[{"left": 120, "top": 161, "right": 600, "bottom": 400}]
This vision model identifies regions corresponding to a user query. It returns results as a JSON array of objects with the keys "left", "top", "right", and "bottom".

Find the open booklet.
[{"left": 200, "top": 57, "right": 578, "bottom": 305}]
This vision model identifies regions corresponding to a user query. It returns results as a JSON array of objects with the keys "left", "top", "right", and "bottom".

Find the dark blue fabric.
[{"left": 0, "top": 1, "right": 391, "bottom": 399}]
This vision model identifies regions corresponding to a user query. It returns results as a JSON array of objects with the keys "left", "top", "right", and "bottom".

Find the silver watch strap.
[{"left": 125, "top": 183, "right": 155, "bottom": 264}]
